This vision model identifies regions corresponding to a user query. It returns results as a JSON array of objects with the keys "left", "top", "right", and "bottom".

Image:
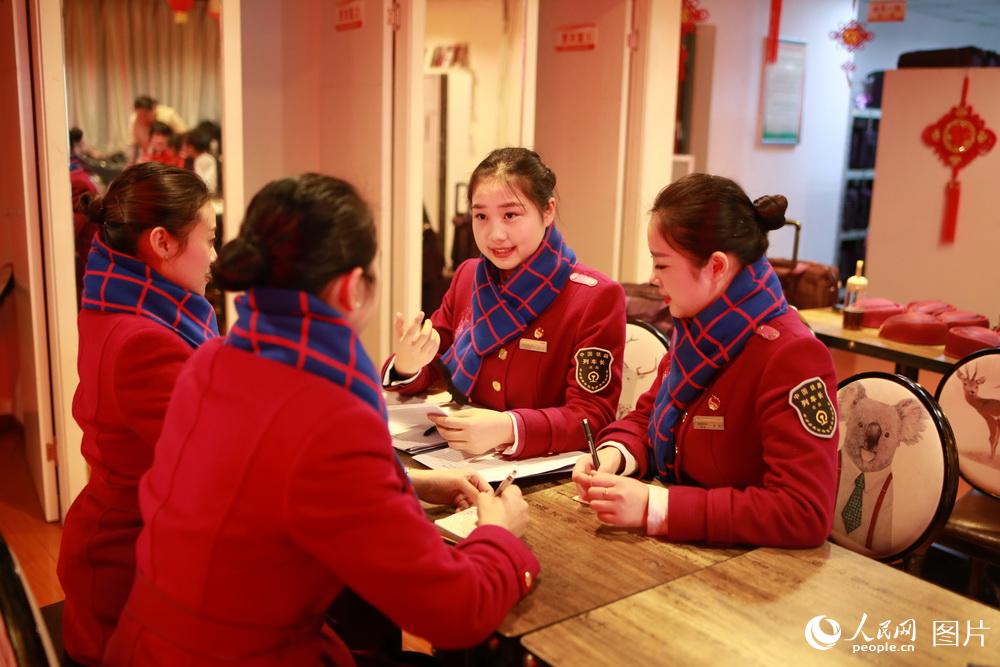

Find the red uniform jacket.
[
  {"left": 58, "top": 311, "right": 193, "bottom": 665},
  {"left": 386, "top": 259, "right": 626, "bottom": 458},
  {"left": 598, "top": 311, "right": 839, "bottom": 548},
  {"left": 104, "top": 339, "right": 539, "bottom": 666}
]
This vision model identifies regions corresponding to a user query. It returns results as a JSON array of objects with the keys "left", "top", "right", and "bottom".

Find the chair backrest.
[
  {"left": 830, "top": 372, "right": 959, "bottom": 562},
  {"left": 618, "top": 319, "right": 669, "bottom": 419},
  {"left": 620, "top": 282, "right": 673, "bottom": 341},
  {"left": 935, "top": 348, "right": 1000, "bottom": 499},
  {"left": 0, "top": 535, "right": 56, "bottom": 665}
]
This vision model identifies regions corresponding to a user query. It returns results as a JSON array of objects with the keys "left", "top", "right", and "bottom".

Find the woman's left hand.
[
  {"left": 585, "top": 472, "right": 650, "bottom": 528},
  {"left": 427, "top": 408, "right": 515, "bottom": 456},
  {"left": 408, "top": 469, "right": 490, "bottom": 508}
]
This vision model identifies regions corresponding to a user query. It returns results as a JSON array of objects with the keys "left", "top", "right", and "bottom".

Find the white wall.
[
  {"left": 425, "top": 0, "right": 526, "bottom": 164},
  {"left": 239, "top": 0, "right": 285, "bottom": 201},
  {"left": 693, "top": 0, "right": 854, "bottom": 265},
  {"left": 866, "top": 68, "right": 1000, "bottom": 317}
]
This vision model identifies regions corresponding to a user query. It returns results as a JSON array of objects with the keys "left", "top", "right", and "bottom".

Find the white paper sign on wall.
[{"left": 555, "top": 23, "right": 598, "bottom": 52}]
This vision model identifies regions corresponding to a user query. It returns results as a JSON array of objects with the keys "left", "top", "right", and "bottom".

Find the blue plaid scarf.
[
  {"left": 81, "top": 236, "right": 218, "bottom": 348},
  {"left": 225, "top": 288, "right": 413, "bottom": 495},
  {"left": 648, "top": 257, "right": 787, "bottom": 482},
  {"left": 441, "top": 224, "right": 576, "bottom": 397},
  {"left": 226, "top": 288, "right": 387, "bottom": 421}
]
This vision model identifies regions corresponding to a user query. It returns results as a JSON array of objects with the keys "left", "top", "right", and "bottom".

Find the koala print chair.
[{"left": 831, "top": 372, "right": 958, "bottom": 561}]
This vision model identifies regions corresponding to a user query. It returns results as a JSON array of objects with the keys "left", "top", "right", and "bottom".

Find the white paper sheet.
[
  {"left": 386, "top": 401, "right": 451, "bottom": 436},
  {"left": 412, "top": 448, "right": 580, "bottom": 484}
]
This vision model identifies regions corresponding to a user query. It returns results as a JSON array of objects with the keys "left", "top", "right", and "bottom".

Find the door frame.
[{"left": 26, "top": 0, "right": 84, "bottom": 521}]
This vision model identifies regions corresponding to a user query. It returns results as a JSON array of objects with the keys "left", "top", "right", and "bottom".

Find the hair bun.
[
  {"left": 212, "top": 236, "right": 271, "bottom": 291},
  {"left": 752, "top": 194, "right": 788, "bottom": 232},
  {"left": 85, "top": 194, "right": 105, "bottom": 225}
]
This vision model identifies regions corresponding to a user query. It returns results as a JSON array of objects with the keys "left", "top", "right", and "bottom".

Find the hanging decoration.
[
  {"left": 681, "top": 0, "right": 709, "bottom": 35},
  {"left": 830, "top": 19, "right": 874, "bottom": 86},
  {"left": 765, "top": 0, "right": 782, "bottom": 64},
  {"left": 208, "top": 0, "right": 221, "bottom": 21},
  {"left": 921, "top": 75, "right": 996, "bottom": 245},
  {"left": 678, "top": 0, "right": 710, "bottom": 83},
  {"left": 166, "top": 0, "right": 194, "bottom": 24}
]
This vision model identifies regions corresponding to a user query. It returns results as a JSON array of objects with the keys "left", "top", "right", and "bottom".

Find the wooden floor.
[{"left": 0, "top": 421, "right": 64, "bottom": 607}]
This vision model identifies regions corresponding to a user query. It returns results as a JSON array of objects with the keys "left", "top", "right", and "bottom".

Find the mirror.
[
  {"left": 420, "top": 0, "right": 531, "bottom": 314},
  {"left": 62, "top": 0, "right": 224, "bottom": 323}
]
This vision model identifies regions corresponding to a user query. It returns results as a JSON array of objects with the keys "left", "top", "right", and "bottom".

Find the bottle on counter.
[{"left": 842, "top": 260, "right": 868, "bottom": 330}]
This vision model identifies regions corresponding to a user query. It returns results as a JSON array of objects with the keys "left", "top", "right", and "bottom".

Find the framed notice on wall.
[{"left": 760, "top": 39, "right": 806, "bottom": 145}]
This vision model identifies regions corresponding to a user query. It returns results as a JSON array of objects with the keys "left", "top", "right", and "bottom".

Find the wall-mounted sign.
[
  {"left": 868, "top": 0, "right": 906, "bottom": 23},
  {"left": 760, "top": 39, "right": 806, "bottom": 145},
  {"left": 335, "top": 1, "right": 363, "bottom": 32},
  {"left": 555, "top": 23, "right": 597, "bottom": 52}
]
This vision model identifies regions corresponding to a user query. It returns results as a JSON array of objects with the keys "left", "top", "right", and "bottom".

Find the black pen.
[
  {"left": 582, "top": 418, "right": 600, "bottom": 469},
  {"left": 423, "top": 424, "right": 437, "bottom": 437}
]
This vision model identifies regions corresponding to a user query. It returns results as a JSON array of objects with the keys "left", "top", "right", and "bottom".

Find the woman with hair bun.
[
  {"left": 58, "top": 162, "right": 217, "bottom": 666},
  {"left": 572, "top": 173, "right": 839, "bottom": 548},
  {"left": 103, "top": 173, "right": 538, "bottom": 666}
]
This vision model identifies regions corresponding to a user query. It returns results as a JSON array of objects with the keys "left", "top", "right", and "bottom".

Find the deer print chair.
[
  {"left": 831, "top": 372, "right": 959, "bottom": 562},
  {"left": 617, "top": 319, "right": 670, "bottom": 419},
  {"left": 934, "top": 349, "right": 1000, "bottom": 594}
]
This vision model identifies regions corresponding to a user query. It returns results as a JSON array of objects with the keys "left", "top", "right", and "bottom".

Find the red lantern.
[
  {"left": 166, "top": 0, "right": 194, "bottom": 24},
  {"left": 922, "top": 76, "right": 996, "bottom": 245},
  {"left": 208, "top": 0, "right": 220, "bottom": 21}
]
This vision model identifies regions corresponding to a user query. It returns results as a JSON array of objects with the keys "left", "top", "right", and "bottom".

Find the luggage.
[
  {"left": 898, "top": 46, "right": 1000, "bottom": 69},
  {"left": 769, "top": 220, "right": 841, "bottom": 309}
]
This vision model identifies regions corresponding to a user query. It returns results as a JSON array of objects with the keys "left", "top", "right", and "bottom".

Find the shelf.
[
  {"left": 851, "top": 108, "right": 882, "bottom": 119},
  {"left": 845, "top": 169, "right": 875, "bottom": 180},
  {"left": 840, "top": 229, "right": 868, "bottom": 242}
]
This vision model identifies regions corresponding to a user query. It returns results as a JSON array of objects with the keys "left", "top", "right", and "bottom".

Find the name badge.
[
  {"left": 519, "top": 339, "right": 548, "bottom": 353},
  {"left": 692, "top": 416, "right": 725, "bottom": 431}
]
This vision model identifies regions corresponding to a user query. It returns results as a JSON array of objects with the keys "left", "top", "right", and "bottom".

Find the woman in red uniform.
[
  {"left": 103, "top": 174, "right": 538, "bottom": 666},
  {"left": 386, "top": 148, "right": 626, "bottom": 459},
  {"left": 573, "top": 174, "right": 839, "bottom": 548},
  {"left": 58, "top": 163, "right": 218, "bottom": 666}
]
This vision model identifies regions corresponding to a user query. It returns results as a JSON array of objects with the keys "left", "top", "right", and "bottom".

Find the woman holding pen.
[
  {"left": 573, "top": 174, "right": 839, "bottom": 548},
  {"left": 385, "top": 147, "right": 626, "bottom": 460},
  {"left": 103, "top": 174, "right": 538, "bottom": 666}
]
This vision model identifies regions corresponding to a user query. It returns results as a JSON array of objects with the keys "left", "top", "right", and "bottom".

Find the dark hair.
[
  {"left": 87, "top": 162, "right": 210, "bottom": 256},
  {"left": 650, "top": 173, "right": 787, "bottom": 266},
  {"left": 213, "top": 174, "right": 376, "bottom": 294},
  {"left": 150, "top": 122, "right": 173, "bottom": 138},
  {"left": 134, "top": 95, "right": 156, "bottom": 111},
  {"left": 195, "top": 120, "right": 222, "bottom": 153},
  {"left": 468, "top": 147, "right": 556, "bottom": 216},
  {"left": 69, "top": 127, "right": 83, "bottom": 147},
  {"left": 182, "top": 129, "right": 211, "bottom": 153}
]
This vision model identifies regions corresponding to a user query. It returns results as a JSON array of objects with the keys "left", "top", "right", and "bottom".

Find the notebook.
[{"left": 434, "top": 506, "right": 479, "bottom": 542}]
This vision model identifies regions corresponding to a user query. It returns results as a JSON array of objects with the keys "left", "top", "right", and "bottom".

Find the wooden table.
[
  {"left": 496, "top": 482, "right": 746, "bottom": 639},
  {"left": 799, "top": 307, "right": 954, "bottom": 381},
  {"left": 427, "top": 482, "right": 745, "bottom": 664},
  {"left": 522, "top": 542, "right": 1000, "bottom": 666}
]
